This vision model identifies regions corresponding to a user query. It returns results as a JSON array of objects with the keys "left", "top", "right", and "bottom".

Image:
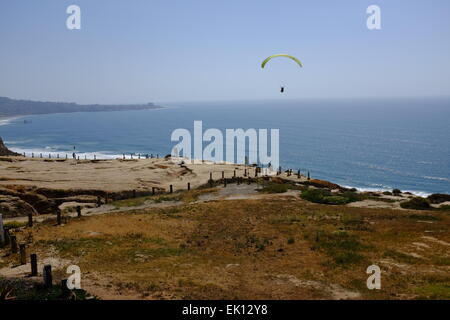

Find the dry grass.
[{"left": 3, "top": 193, "right": 450, "bottom": 300}]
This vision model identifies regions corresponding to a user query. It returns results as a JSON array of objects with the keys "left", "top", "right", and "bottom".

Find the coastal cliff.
[{"left": 0, "top": 96, "right": 162, "bottom": 117}]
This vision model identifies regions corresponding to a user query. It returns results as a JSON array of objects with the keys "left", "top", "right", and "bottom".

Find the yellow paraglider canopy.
[{"left": 261, "top": 54, "right": 303, "bottom": 68}]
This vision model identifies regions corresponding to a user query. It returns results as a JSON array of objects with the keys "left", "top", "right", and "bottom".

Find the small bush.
[
  {"left": 260, "top": 183, "right": 289, "bottom": 194},
  {"left": 392, "top": 189, "right": 402, "bottom": 196},
  {"left": 301, "top": 189, "right": 361, "bottom": 205},
  {"left": 301, "top": 188, "right": 331, "bottom": 203},
  {"left": 383, "top": 191, "right": 392, "bottom": 195},
  {"left": 322, "top": 196, "right": 349, "bottom": 205},
  {"left": 400, "top": 197, "right": 431, "bottom": 210}
]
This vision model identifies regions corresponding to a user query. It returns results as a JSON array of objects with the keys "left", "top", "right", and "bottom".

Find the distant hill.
[{"left": 0, "top": 96, "right": 163, "bottom": 117}]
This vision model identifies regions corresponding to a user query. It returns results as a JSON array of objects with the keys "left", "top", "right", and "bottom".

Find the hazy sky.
[{"left": 1, "top": 0, "right": 450, "bottom": 104}]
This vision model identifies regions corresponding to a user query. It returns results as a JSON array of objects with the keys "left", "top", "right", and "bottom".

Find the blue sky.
[{"left": 1, "top": 0, "right": 450, "bottom": 104}]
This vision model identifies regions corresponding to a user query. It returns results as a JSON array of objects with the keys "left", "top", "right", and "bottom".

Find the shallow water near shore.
[{"left": 0, "top": 97, "right": 449, "bottom": 195}]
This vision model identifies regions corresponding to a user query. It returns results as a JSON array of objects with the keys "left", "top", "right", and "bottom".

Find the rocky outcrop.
[
  {"left": 428, "top": 193, "right": 450, "bottom": 204},
  {"left": 303, "top": 179, "right": 344, "bottom": 190},
  {"left": 0, "top": 195, "right": 37, "bottom": 218},
  {"left": 0, "top": 137, "right": 20, "bottom": 156}
]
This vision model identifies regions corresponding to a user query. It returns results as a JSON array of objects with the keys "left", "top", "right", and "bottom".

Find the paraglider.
[{"left": 261, "top": 54, "right": 303, "bottom": 93}]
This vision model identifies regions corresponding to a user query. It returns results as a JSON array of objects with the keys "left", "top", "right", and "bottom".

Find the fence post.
[
  {"left": 28, "top": 213, "right": 33, "bottom": 227},
  {"left": 3, "top": 229, "right": 10, "bottom": 246},
  {"left": 43, "top": 265, "right": 53, "bottom": 288},
  {"left": 10, "top": 235, "right": 18, "bottom": 253},
  {"left": 30, "top": 254, "right": 38, "bottom": 276},
  {"left": 56, "top": 209, "right": 62, "bottom": 225},
  {"left": 222, "top": 171, "right": 224, "bottom": 181},
  {"left": 170, "top": 185, "right": 173, "bottom": 193},
  {"left": 187, "top": 182, "right": 190, "bottom": 191},
  {"left": 297, "top": 169, "right": 300, "bottom": 179},
  {"left": 224, "top": 178, "right": 227, "bottom": 187},
  {"left": 152, "top": 187, "right": 155, "bottom": 195},
  {"left": 307, "top": 171, "right": 310, "bottom": 180},
  {"left": 19, "top": 243, "right": 27, "bottom": 265},
  {"left": 32, "top": 153, "right": 34, "bottom": 158},
  {"left": 61, "top": 279, "right": 71, "bottom": 297},
  {"left": 0, "top": 214, "right": 4, "bottom": 244},
  {"left": 233, "top": 170, "right": 236, "bottom": 178},
  {"left": 76, "top": 206, "right": 81, "bottom": 217}
]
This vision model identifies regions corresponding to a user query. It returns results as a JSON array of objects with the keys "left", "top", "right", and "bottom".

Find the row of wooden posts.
[
  {"left": 0, "top": 214, "right": 56, "bottom": 289},
  {"left": 20, "top": 152, "right": 311, "bottom": 179},
  {"left": 21, "top": 152, "right": 160, "bottom": 161}
]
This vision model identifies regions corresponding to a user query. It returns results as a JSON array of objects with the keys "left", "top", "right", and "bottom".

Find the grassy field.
[{"left": 1, "top": 188, "right": 449, "bottom": 300}]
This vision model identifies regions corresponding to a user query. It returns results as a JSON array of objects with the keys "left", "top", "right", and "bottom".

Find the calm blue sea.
[{"left": 0, "top": 97, "right": 449, "bottom": 195}]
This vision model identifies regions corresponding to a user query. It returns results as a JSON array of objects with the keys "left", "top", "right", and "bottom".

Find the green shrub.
[
  {"left": 301, "top": 189, "right": 361, "bottom": 205},
  {"left": 322, "top": 196, "right": 349, "bottom": 205},
  {"left": 260, "top": 183, "right": 289, "bottom": 193},
  {"left": 301, "top": 189, "right": 331, "bottom": 203},
  {"left": 383, "top": 191, "right": 392, "bottom": 195},
  {"left": 400, "top": 197, "right": 431, "bottom": 210},
  {"left": 392, "top": 189, "right": 402, "bottom": 196}
]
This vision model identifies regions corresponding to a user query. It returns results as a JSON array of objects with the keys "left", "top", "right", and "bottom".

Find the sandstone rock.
[{"left": 0, "top": 195, "right": 37, "bottom": 218}]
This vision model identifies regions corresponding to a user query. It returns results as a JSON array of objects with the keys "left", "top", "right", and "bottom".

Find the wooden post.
[
  {"left": 297, "top": 170, "right": 300, "bottom": 179},
  {"left": 248, "top": 177, "right": 251, "bottom": 185},
  {"left": 61, "top": 279, "right": 70, "bottom": 297},
  {"left": 307, "top": 171, "right": 310, "bottom": 180},
  {"left": 49, "top": 154, "right": 51, "bottom": 159},
  {"left": 3, "top": 228, "right": 10, "bottom": 246},
  {"left": 43, "top": 265, "right": 52, "bottom": 288},
  {"left": 170, "top": 185, "right": 173, "bottom": 193},
  {"left": 233, "top": 170, "right": 236, "bottom": 178},
  {"left": 32, "top": 153, "right": 34, "bottom": 158},
  {"left": 94, "top": 154, "right": 96, "bottom": 160},
  {"left": 10, "top": 235, "right": 18, "bottom": 253},
  {"left": 209, "top": 172, "right": 213, "bottom": 187},
  {"left": 222, "top": 171, "right": 224, "bottom": 180},
  {"left": 123, "top": 154, "right": 125, "bottom": 160},
  {"left": 76, "top": 206, "right": 81, "bottom": 218},
  {"left": 224, "top": 178, "right": 227, "bottom": 187},
  {"left": 57, "top": 154, "right": 59, "bottom": 159},
  {"left": 40, "top": 153, "right": 42, "bottom": 158},
  {"left": 187, "top": 182, "right": 190, "bottom": 191},
  {"left": 56, "top": 209, "right": 62, "bottom": 225},
  {"left": 30, "top": 254, "right": 38, "bottom": 276},
  {"left": 244, "top": 169, "right": 247, "bottom": 177},
  {"left": 255, "top": 169, "right": 258, "bottom": 177},
  {"left": 0, "top": 213, "right": 4, "bottom": 244},
  {"left": 19, "top": 244, "right": 27, "bottom": 265},
  {"left": 28, "top": 213, "right": 33, "bottom": 227},
  {"left": 152, "top": 187, "right": 155, "bottom": 195}
]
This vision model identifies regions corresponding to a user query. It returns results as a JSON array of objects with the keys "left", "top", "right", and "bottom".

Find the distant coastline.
[{"left": 0, "top": 96, "right": 164, "bottom": 118}]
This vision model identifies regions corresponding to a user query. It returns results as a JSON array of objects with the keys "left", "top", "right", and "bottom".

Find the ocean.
[{"left": 0, "top": 97, "right": 449, "bottom": 196}]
